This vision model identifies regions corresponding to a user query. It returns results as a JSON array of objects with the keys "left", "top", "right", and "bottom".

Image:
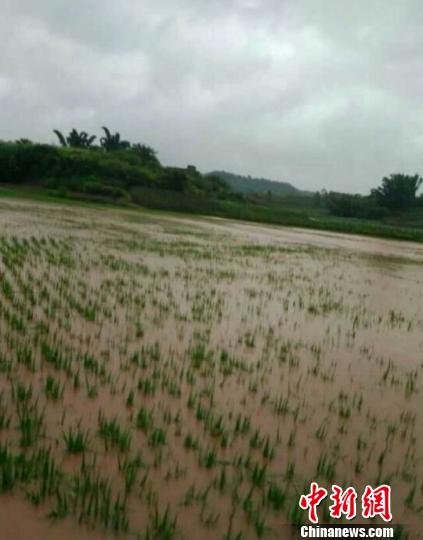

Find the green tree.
[
  {"left": 312, "top": 191, "right": 322, "bottom": 208},
  {"left": 371, "top": 173, "right": 423, "bottom": 211},
  {"left": 131, "top": 143, "right": 160, "bottom": 166},
  {"left": 324, "top": 191, "right": 388, "bottom": 219},
  {"left": 161, "top": 168, "right": 189, "bottom": 191}
]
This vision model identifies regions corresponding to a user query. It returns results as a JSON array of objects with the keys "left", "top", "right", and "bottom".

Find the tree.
[
  {"left": 371, "top": 173, "right": 423, "bottom": 211},
  {"left": 324, "top": 191, "right": 388, "bottom": 219},
  {"left": 131, "top": 143, "right": 160, "bottom": 166},
  {"left": 161, "top": 168, "right": 189, "bottom": 191},
  {"left": 312, "top": 191, "right": 322, "bottom": 208},
  {"left": 53, "top": 129, "right": 96, "bottom": 149},
  {"left": 100, "top": 127, "right": 130, "bottom": 152}
]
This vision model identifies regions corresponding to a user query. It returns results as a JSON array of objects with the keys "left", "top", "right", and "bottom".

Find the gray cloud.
[{"left": 1, "top": 0, "right": 422, "bottom": 192}]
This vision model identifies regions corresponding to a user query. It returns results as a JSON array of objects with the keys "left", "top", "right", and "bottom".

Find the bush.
[{"left": 0, "top": 142, "right": 157, "bottom": 190}]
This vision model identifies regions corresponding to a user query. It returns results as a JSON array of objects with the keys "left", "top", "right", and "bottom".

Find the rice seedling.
[
  {"left": 251, "top": 462, "right": 267, "bottom": 487},
  {"left": 98, "top": 413, "right": 131, "bottom": 452},
  {"left": 136, "top": 406, "right": 153, "bottom": 432},
  {"left": 17, "top": 401, "right": 45, "bottom": 447},
  {"left": 118, "top": 453, "right": 143, "bottom": 494},
  {"left": 201, "top": 448, "right": 218, "bottom": 469},
  {"left": 85, "top": 378, "right": 98, "bottom": 399},
  {"left": 44, "top": 375, "right": 64, "bottom": 401},
  {"left": 146, "top": 504, "right": 177, "bottom": 540},
  {"left": 266, "top": 481, "right": 286, "bottom": 510},
  {"left": 63, "top": 426, "right": 89, "bottom": 453},
  {"left": 148, "top": 427, "right": 166, "bottom": 447},
  {"left": 0, "top": 394, "right": 11, "bottom": 430}
]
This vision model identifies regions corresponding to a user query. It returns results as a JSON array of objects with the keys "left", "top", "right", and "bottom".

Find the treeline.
[
  {"left": 317, "top": 174, "right": 423, "bottom": 219},
  {"left": 1, "top": 128, "right": 422, "bottom": 227},
  {"left": 0, "top": 128, "right": 233, "bottom": 202}
]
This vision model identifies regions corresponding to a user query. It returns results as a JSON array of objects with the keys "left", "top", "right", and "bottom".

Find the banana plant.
[
  {"left": 100, "top": 127, "right": 130, "bottom": 152},
  {"left": 53, "top": 129, "right": 96, "bottom": 149}
]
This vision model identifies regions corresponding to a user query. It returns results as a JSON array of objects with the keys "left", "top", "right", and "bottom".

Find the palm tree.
[{"left": 100, "top": 127, "right": 130, "bottom": 151}]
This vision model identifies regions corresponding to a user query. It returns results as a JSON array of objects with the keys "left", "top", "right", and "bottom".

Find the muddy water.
[{"left": 0, "top": 198, "right": 422, "bottom": 539}]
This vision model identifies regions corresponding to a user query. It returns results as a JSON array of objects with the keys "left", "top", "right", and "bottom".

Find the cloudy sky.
[{"left": 1, "top": 1, "right": 422, "bottom": 192}]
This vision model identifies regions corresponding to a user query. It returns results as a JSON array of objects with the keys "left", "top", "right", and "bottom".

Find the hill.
[{"left": 207, "top": 170, "right": 302, "bottom": 196}]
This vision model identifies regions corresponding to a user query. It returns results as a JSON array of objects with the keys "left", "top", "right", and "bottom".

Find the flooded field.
[{"left": 0, "top": 198, "right": 421, "bottom": 539}]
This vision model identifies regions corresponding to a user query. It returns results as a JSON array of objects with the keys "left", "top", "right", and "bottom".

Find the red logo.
[
  {"left": 299, "top": 482, "right": 328, "bottom": 524},
  {"left": 329, "top": 485, "right": 358, "bottom": 520},
  {"left": 362, "top": 485, "right": 392, "bottom": 522},
  {"left": 299, "top": 483, "right": 392, "bottom": 524}
]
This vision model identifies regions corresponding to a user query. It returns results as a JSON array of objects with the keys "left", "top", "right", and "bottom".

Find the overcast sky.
[{"left": 1, "top": 1, "right": 422, "bottom": 192}]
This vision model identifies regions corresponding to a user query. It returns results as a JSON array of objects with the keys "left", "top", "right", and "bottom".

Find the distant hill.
[{"left": 207, "top": 170, "right": 303, "bottom": 196}]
